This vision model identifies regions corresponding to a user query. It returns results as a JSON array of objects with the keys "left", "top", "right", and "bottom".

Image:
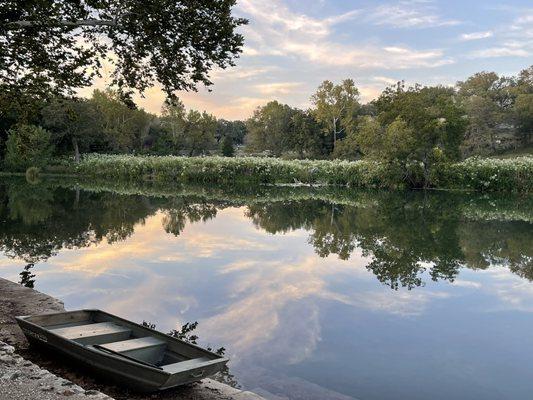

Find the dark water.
[{"left": 1, "top": 177, "right": 532, "bottom": 400}]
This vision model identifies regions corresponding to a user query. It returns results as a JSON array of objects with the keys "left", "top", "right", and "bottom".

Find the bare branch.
[{"left": 6, "top": 19, "right": 117, "bottom": 29}]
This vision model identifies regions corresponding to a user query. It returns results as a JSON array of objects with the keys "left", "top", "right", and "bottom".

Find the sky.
[{"left": 82, "top": 0, "right": 533, "bottom": 120}]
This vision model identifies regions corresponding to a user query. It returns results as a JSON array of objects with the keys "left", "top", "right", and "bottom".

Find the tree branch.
[{"left": 6, "top": 19, "right": 117, "bottom": 28}]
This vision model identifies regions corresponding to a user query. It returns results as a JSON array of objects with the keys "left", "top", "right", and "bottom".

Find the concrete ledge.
[
  {"left": 0, "top": 278, "right": 265, "bottom": 400},
  {"left": 0, "top": 341, "right": 111, "bottom": 399}
]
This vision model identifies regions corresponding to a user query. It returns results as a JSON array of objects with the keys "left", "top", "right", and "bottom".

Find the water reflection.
[
  {"left": 1, "top": 178, "right": 531, "bottom": 290},
  {"left": 19, "top": 262, "right": 35, "bottom": 288},
  {"left": 1, "top": 177, "right": 532, "bottom": 400}
]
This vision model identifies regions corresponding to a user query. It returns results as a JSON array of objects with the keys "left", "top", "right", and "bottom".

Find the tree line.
[
  {"left": 247, "top": 66, "right": 532, "bottom": 164},
  {"left": 0, "top": 66, "right": 531, "bottom": 172},
  {"left": 0, "top": 90, "right": 247, "bottom": 171}
]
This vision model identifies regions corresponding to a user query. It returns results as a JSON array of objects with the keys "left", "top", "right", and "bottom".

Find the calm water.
[{"left": 1, "top": 177, "right": 532, "bottom": 400}]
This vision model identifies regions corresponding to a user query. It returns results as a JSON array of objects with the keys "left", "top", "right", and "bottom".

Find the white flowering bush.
[
  {"left": 71, "top": 153, "right": 407, "bottom": 189},
  {"left": 70, "top": 153, "right": 532, "bottom": 192},
  {"left": 433, "top": 156, "right": 533, "bottom": 192}
]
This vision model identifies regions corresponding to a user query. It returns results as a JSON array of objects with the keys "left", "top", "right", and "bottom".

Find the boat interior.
[{"left": 21, "top": 310, "right": 219, "bottom": 372}]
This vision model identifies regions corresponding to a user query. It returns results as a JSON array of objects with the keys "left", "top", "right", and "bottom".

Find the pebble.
[{"left": 60, "top": 389, "right": 77, "bottom": 396}]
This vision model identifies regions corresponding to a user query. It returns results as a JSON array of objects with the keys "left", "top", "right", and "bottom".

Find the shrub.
[
  {"left": 432, "top": 156, "right": 533, "bottom": 192},
  {"left": 68, "top": 154, "right": 532, "bottom": 192},
  {"left": 4, "top": 124, "right": 54, "bottom": 171},
  {"left": 220, "top": 136, "right": 235, "bottom": 157},
  {"left": 25, "top": 167, "right": 41, "bottom": 184}
]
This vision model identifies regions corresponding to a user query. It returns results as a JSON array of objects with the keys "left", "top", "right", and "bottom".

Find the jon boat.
[{"left": 16, "top": 309, "right": 228, "bottom": 392}]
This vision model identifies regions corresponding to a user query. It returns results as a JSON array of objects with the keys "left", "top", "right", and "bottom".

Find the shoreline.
[{"left": 0, "top": 278, "right": 264, "bottom": 400}]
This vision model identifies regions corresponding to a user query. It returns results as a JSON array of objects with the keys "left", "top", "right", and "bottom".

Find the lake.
[{"left": 0, "top": 177, "right": 532, "bottom": 400}]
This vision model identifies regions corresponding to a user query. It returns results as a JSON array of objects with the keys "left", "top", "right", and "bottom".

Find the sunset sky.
[{"left": 82, "top": 0, "right": 533, "bottom": 120}]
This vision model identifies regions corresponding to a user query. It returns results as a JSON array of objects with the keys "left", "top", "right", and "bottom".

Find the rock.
[
  {"left": 0, "top": 354, "right": 15, "bottom": 364},
  {"left": 2, "top": 370, "right": 22, "bottom": 380}
]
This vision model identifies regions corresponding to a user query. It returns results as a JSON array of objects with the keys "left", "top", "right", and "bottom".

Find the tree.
[
  {"left": 4, "top": 124, "right": 54, "bottom": 171},
  {"left": 90, "top": 89, "right": 152, "bottom": 153},
  {"left": 245, "top": 101, "right": 295, "bottom": 156},
  {"left": 457, "top": 72, "right": 517, "bottom": 154},
  {"left": 288, "top": 110, "right": 325, "bottom": 158},
  {"left": 160, "top": 99, "right": 187, "bottom": 151},
  {"left": 373, "top": 84, "right": 467, "bottom": 187},
  {"left": 183, "top": 110, "right": 217, "bottom": 156},
  {"left": 1, "top": 0, "right": 247, "bottom": 101},
  {"left": 513, "top": 66, "right": 533, "bottom": 145},
  {"left": 216, "top": 119, "right": 247, "bottom": 145},
  {"left": 41, "top": 97, "right": 103, "bottom": 161},
  {"left": 311, "top": 79, "right": 361, "bottom": 150},
  {"left": 220, "top": 135, "right": 235, "bottom": 157}
]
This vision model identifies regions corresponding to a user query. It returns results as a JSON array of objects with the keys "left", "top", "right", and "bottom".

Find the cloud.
[
  {"left": 373, "top": 76, "right": 400, "bottom": 85},
  {"left": 237, "top": 0, "right": 454, "bottom": 70},
  {"left": 469, "top": 9, "right": 533, "bottom": 59},
  {"left": 460, "top": 31, "right": 493, "bottom": 41},
  {"left": 254, "top": 82, "right": 305, "bottom": 95},
  {"left": 471, "top": 47, "right": 529, "bottom": 58},
  {"left": 366, "top": 2, "right": 461, "bottom": 29}
]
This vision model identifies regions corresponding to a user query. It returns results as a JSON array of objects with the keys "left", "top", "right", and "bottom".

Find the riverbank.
[
  {"left": 0, "top": 278, "right": 264, "bottom": 400},
  {"left": 64, "top": 154, "right": 533, "bottom": 193}
]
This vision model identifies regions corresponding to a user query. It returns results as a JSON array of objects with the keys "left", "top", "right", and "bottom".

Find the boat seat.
[
  {"left": 99, "top": 337, "right": 166, "bottom": 364},
  {"left": 50, "top": 322, "right": 131, "bottom": 345},
  {"left": 162, "top": 357, "right": 211, "bottom": 373}
]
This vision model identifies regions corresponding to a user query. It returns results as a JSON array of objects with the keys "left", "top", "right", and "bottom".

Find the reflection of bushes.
[
  {"left": 0, "top": 176, "right": 531, "bottom": 290},
  {"left": 7, "top": 182, "right": 54, "bottom": 225}
]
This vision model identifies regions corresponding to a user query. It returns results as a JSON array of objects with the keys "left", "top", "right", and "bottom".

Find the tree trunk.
[
  {"left": 73, "top": 137, "right": 80, "bottom": 163},
  {"left": 332, "top": 118, "right": 337, "bottom": 146},
  {"left": 73, "top": 187, "right": 80, "bottom": 209},
  {"left": 422, "top": 154, "right": 430, "bottom": 189}
]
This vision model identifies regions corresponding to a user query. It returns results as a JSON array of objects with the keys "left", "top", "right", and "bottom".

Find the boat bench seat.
[
  {"left": 50, "top": 322, "right": 131, "bottom": 345},
  {"left": 99, "top": 336, "right": 167, "bottom": 364},
  {"left": 162, "top": 357, "right": 211, "bottom": 373},
  {"left": 100, "top": 336, "right": 166, "bottom": 353}
]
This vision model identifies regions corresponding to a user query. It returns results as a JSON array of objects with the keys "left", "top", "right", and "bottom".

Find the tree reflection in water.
[{"left": 0, "top": 178, "right": 531, "bottom": 291}]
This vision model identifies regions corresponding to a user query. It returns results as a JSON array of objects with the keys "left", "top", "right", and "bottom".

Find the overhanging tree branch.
[{"left": 5, "top": 19, "right": 117, "bottom": 28}]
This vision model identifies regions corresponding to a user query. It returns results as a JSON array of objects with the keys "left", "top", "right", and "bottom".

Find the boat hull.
[{"left": 16, "top": 310, "right": 228, "bottom": 392}]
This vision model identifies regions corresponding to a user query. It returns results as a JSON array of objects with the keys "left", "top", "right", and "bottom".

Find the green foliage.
[
  {"left": 71, "top": 153, "right": 404, "bottom": 190},
  {"left": 25, "top": 167, "right": 41, "bottom": 184},
  {"left": 70, "top": 154, "right": 532, "bottom": 192},
  {"left": 432, "top": 156, "right": 533, "bottom": 193},
  {"left": 221, "top": 135, "right": 235, "bottom": 157},
  {"left": 4, "top": 125, "right": 54, "bottom": 171},
  {"left": 311, "top": 79, "right": 361, "bottom": 148},
  {"left": 246, "top": 101, "right": 324, "bottom": 158},
  {"left": 216, "top": 119, "right": 247, "bottom": 145},
  {"left": 183, "top": 110, "right": 217, "bottom": 156},
  {"left": 371, "top": 83, "right": 467, "bottom": 187},
  {"left": 90, "top": 89, "right": 152, "bottom": 153},
  {"left": 41, "top": 97, "right": 104, "bottom": 161},
  {"left": 246, "top": 101, "right": 295, "bottom": 156},
  {"left": 1, "top": 0, "right": 247, "bottom": 102},
  {"left": 457, "top": 71, "right": 517, "bottom": 155}
]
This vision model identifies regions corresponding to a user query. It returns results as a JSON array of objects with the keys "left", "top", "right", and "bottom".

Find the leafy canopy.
[
  {"left": 311, "top": 79, "right": 361, "bottom": 145},
  {"left": 4, "top": 124, "right": 54, "bottom": 171},
  {"left": 0, "top": 0, "right": 247, "bottom": 101}
]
